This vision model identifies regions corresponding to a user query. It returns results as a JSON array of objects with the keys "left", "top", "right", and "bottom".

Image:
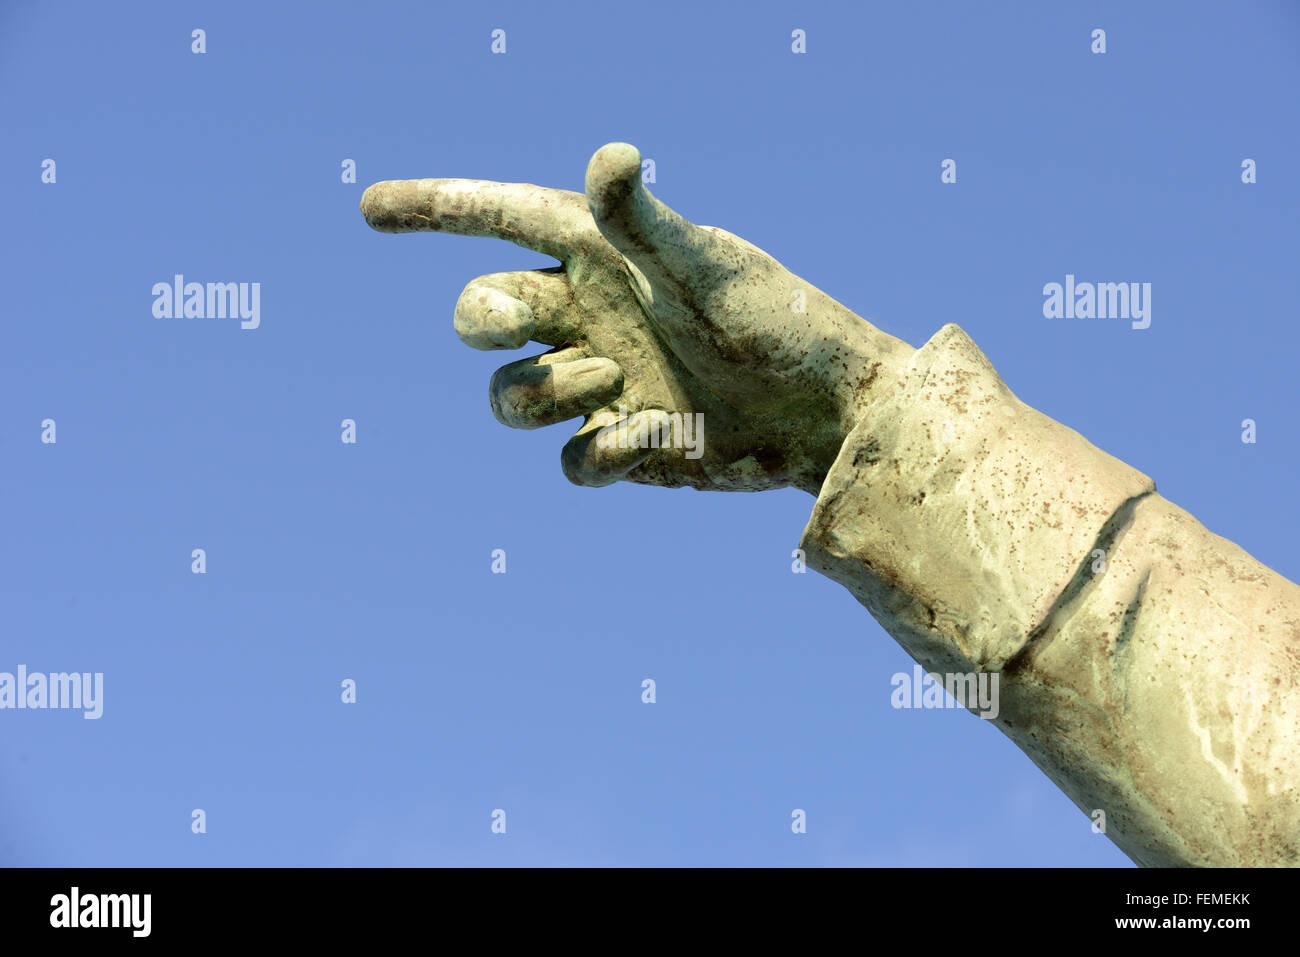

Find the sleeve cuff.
[{"left": 798, "top": 322, "right": 1154, "bottom": 674}]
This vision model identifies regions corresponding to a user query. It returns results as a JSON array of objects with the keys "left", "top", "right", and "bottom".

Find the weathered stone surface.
[
  {"left": 363, "top": 142, "right": 1300, "bottom": 866},
  {"left": 801, "top": 323, "right": 1300, "bottom": 866},
  {"left": 361, "top": 143, "right": 915, "bottom": 493}
]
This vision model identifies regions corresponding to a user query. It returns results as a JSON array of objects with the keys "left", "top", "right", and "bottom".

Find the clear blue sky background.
[{"left": 3, "top": 1, "right": 1297, "bottom": 866}]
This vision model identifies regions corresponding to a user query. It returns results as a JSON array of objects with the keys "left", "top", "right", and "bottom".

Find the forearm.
[
  {"left": 800, "top": 289, "right": 917, "bottom": 490},
  {"left": 997, "top": 490, "right": 1300, "bottom": 866},
  {"left": 801, "top": 321, "right": 1300, "bottom": 865}
]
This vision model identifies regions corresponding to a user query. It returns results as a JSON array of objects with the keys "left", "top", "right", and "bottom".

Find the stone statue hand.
[{"left": 361, "top": 143, "right": 912, "bottom": 493}]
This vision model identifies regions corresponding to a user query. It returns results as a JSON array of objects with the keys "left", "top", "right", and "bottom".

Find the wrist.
[{"left": 799, "top": 318, "right": 914, "bottom": 494}]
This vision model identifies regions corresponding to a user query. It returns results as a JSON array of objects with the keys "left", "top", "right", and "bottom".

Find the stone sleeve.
[{"left": 800, "top": 322, "right": 1300, "bottom": 866}]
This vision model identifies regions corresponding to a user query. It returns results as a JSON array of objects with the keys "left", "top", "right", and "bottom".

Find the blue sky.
[{"left": 3, "top": 0, "right": 1297, "bottom": 866}]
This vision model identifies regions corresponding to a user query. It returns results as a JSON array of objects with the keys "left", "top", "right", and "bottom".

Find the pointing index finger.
[{"left": 360, "top": 178, "right": 599, "bottom": 260}]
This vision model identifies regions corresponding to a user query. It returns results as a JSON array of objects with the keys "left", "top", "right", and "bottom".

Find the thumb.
[{"left": 584, "top": 143, "right": 718, "bottom": 291}]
